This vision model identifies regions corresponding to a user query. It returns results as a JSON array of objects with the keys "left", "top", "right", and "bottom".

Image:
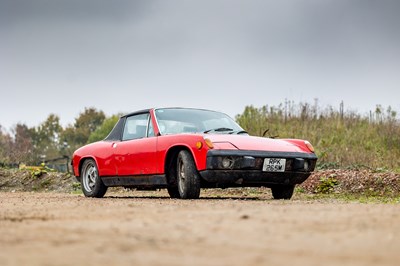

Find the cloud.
[
  {"left": 0, "top": 0, "right": 399, "bottom": 129},
  {"left": 0, "top": 0, "right": 153, "bottom": 25}
]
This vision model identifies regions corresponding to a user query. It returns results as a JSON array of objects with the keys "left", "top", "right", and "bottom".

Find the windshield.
[{"left": 154, "top": 108, "right": 244, "bottom": 135}]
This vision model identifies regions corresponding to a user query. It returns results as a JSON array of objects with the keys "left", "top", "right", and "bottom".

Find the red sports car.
[{"left": 72, "top": 108, "right": 317, "bottom": 199}]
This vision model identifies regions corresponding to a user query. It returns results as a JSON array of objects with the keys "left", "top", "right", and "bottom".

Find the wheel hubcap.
[{"left": 83, "top": 163, "right": 97, "bottom": 192}]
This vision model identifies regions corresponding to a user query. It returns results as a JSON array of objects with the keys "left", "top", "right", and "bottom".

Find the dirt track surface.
[{"left": 0, "top": 192, "right": 399, "bottom": 266}]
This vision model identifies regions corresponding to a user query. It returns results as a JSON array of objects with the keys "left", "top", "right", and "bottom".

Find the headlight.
[
  {"left": 304, "top": 160, "right": 309, "bottom": 171},
  {"left": 221, "top": 157, "right": 234, "bottom": 169}
]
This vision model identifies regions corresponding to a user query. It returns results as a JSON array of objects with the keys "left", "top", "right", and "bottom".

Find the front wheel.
[
  {"left": 81, "top": 159, "right": 108, "bottom": 198},
  {"left": 271, "top": 185, "right": 295, "bottom": 200},
  {"left": 167, "top": 186, "right": 181, "bottom": 199},
  {"left": 177, "top": 150, "right": 201, "bottom": 199}
]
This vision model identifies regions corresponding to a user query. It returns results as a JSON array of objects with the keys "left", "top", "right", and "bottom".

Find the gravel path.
[{"left": 0, "top": 192, "right": 399, "bottom": 266}]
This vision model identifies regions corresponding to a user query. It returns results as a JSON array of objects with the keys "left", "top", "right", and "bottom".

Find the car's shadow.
[{"left": 104, "top": 195, "right": 270, "bottom": 201}]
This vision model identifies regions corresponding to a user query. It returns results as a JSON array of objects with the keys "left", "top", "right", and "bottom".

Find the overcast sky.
[{"left": 1, "top": 0, "right": 399, "bottom": 130}]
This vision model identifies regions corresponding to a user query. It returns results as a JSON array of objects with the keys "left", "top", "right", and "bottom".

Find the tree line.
[
  {"left": 0, "top": 108, "right": 118, "bottom": 166},
  {"left": 1, "top": 102, "right": 399, "bottom": 170}
]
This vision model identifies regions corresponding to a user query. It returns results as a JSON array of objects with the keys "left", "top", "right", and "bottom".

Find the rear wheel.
[
  {"left": 271, "top": 185, "right": 295, "bottom": 200},
  {"left": 177, "top": 150, "right": 201, "bottom": 199},
  {"left": 81, "top": 159, "right": 107, "bottom": 198}
]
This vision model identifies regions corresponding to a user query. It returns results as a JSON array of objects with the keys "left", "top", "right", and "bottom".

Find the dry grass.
[{"left": 236, "top": 103, "right": 400, "bottom": 170}]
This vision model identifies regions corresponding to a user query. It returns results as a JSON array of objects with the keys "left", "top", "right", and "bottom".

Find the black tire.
[
  {"left": 81, "top": 159, "right": 108, "bottom": 198},
  {"left": 177, "top": 150, "right": 201, "bottom": 199},
  {"left": 167, "top": 186, "right": 181, "bottom": 199},
  {"left": 271, "top": 185, "right": 295, "bottom": 200}
]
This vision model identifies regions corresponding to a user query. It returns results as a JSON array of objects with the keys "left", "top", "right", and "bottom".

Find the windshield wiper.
[
  {"left": 229, "top": 130, "right": 249, "bottom": 135},
  {"left": 203, "top": 127, "right": 233, "bottom": 134}
]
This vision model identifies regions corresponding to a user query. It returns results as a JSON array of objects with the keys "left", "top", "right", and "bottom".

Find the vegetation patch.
[
  {"left": 236, "top": 102, "right": 400, "bottom": 169},
  {"left": 301, "top": 169, "right": 400, "bottom": 197},
  {"left": 315, "top": 175, "right": 339, "bottom": 194},
  {"left": 0, "top": 168, "right": 77, "bottom": 193},
  {"left": 20, "top": 163, "right": 56, "bottom": 179}
]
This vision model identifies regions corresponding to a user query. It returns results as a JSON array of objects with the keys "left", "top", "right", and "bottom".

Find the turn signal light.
[
  {"left": 204, "top": 138, "right": 214, "bottom": 149},
  {"left": 196, "top": 141, "right": 203, "bottom": 150}
]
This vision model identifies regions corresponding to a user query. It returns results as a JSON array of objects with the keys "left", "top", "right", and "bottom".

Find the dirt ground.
[{"left": 0, "top": 191, "right": 399, "bottom": 266}]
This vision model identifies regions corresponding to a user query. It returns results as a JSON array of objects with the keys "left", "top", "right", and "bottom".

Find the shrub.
[{"left": 315, "top": 176, "right": 339, "bottom": 194}]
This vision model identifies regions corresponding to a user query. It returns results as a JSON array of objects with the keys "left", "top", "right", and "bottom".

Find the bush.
[{"left": 315, "top": 176, "right": 339, "bottom": 194}]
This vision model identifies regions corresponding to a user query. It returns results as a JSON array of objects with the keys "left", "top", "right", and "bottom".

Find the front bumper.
[
  {"left": 200, "top": 170, "right": 311, "bottom": 187},
  {"left": 200, "top": 150, "right": 317, "bottom": 187}
]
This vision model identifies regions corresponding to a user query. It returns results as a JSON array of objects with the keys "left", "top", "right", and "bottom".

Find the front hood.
[{"left": 205, "top": 134, "right": 310, "bottom": 153}]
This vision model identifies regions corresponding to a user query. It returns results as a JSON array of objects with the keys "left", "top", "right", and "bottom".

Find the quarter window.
[{"left": 147, "top": 116, "right": 155, "bottom": 137}]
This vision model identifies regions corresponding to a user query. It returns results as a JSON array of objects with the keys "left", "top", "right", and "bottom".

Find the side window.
[{"left": 122, "top": 113, "right": 149, "bottom": 141}]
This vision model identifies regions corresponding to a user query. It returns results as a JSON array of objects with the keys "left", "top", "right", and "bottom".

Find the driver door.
[{"left": 113, "top": 113, "right": 157, "bottom": 176}]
